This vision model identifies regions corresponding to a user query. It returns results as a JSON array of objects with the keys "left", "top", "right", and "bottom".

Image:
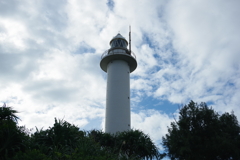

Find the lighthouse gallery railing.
[{"left": 101, "top": 49, "right": 136, "bottom": 59}]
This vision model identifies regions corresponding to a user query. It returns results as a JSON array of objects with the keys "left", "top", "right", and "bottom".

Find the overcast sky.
[{"left": 1, "top": 0, "right": 240, "bottom": 153}]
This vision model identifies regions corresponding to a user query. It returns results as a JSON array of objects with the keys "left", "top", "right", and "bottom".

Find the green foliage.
[
  {"left": 0, "top": 104, "right": 29, "bottom": 159},
  {"left": 116, "top": 130, "right": 160, "bottom": 159},
  {"left": 88, "top": 129, "right": 117, "bottom": 151},
  {"left": 0, "top": 103, "right": 20, "bottom": 122},
  {"left": 0, "top": 104, "right": 161, "bottom": 159},
  {"left": 11, "top": 149, "right": 51, "bottom": 160},
  {"left": 31, "top": 118, "right": 84, "bottom": 149},
  {"left": 162, "top": 100, "right": 240, "bottom": 160},
  {"left": 29, "top": 118, "right": 118, "bottom": 160},
  {"left": 89, "top": 129, "right": 161, "bottom": 160}
]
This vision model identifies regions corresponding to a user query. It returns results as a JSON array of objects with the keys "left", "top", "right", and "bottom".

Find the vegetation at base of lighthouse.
[
  {"left": 0, "top": 104, "right": 161, "bottom": 160},
  {"left": 1, "top": 101, "right": 240, "bottom": 160}
]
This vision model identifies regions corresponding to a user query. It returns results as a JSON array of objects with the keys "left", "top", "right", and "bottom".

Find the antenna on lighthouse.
[{"left": 129, "top": 25, "right": 131, "bottom": 53}]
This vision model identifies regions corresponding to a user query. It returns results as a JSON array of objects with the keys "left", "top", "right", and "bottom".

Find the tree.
[
  {"left": 0, "top": 104, "right": 28, "bottom": 159},
  {"left": 88, "top": 130, "right": 116, "bottom": 151},
  {"left": 89, "top": 129, "right": 162, "bottom": 160},
  {"left": 116, "top": 129, "right": 161, "bottom": 159},
  {"left": 162, "top": 100, "right": 240, "bottom": 160},
  {"left": 31, "top": 118, "right": 84, "bottom": 149},
  {"left": 28, "top": 118, "right": 118, "bottom": 160},
  {"left": 0, "top": 103, "right": 20, "bottom": 122}
]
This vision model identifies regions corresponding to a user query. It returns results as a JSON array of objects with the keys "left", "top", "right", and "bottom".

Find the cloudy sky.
[{"left": 1, "top": 0, "right": 240, "bottom": 152}]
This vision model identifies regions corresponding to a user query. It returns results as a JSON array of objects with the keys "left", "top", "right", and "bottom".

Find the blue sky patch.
[
  {"left": 134, "top": 96, "right": 179, "bottom": 115},
  {"left": 142, "top": 33, "right": 155, "bottom": 48},
  {"left": 74, "top": 41, "right": 96, "bottom": 54},
  {"left": 106, "top": 0, "right": 114, "bottom": 10}
]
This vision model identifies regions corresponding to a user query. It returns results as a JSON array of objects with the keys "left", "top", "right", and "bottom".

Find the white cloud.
[
  {"left": 0, "top": 18, "right": 29, "bottom": 51},
  {"left": 132, "top": 109, "right": 173, "bottom": 145},
  {"left": 161, "top": 0, "right": 240, "bottom": 106}
]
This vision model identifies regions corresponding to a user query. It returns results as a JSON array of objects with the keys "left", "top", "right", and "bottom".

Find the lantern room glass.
[{"left": 110, "top": 39, "right": 127, "bottom": 49}]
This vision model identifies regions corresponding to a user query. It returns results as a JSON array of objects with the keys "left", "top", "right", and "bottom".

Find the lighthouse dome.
[{"left": 109, "top": 33, "right": 128, "bottom": 49}]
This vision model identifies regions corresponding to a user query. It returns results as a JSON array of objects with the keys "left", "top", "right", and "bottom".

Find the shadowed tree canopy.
[
  {"left": 0, "top": 104, "right": 28, "bottom": 159},
  {"left": 162, "top": 100, "right": 240, "bottom": 160},
  {"left": 89, "top": 129, "right": 162, "bottom": 159},
  {"left": 0, "top": 103, "right": 20, "bottom": 122},
  {"left": 0, "top": 104, "right": 162, "bottom": 160}
]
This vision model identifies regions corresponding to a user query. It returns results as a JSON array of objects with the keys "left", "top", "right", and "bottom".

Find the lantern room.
[{"left": 109, "top": 33, "right": 128, "bottom": 49}]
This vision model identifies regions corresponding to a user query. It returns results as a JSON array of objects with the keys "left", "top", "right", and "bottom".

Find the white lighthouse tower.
[{"left": 100, "top": 32, "right": 137, "bottom": 134}]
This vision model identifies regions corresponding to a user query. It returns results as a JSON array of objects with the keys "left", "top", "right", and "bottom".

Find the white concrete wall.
[{"left": 105, "top": 60, "right": 130, "bottom": 133}]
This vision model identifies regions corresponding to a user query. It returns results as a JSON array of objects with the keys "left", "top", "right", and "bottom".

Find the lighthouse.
[{"left": 100, "top": 32, "right": 137, "bottom": 133}]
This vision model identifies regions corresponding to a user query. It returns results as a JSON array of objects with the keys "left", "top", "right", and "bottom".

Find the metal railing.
[{"left": 101, "top": 49, "right": 136, "bottom": 59}]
